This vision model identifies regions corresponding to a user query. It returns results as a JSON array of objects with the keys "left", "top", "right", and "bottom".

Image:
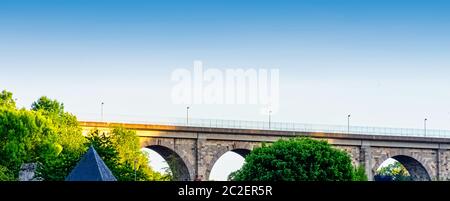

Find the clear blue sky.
[
  {"left": 2, "top": 0, "right": 450, "bottom": 129},
  {"left": 2, "top": 0, "right": 450, "bottom": 126},
  {"left": 1, "top": 0, "right": 450, "bottom": 179}
]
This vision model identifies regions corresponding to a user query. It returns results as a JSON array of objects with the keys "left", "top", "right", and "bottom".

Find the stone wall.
[
  {"left": 334, "top": 145, "right": 361, "bottom": 167},
  {"left": 438, "top": 150, "right": 450, "bottom": 181},
  {"left": 18, "top": 163, "right": 43, "bottom": 181}
]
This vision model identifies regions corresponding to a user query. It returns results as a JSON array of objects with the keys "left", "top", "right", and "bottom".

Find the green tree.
[
  {"left": 352, "top": 165, "right": 368, "bottom": 181},
  {"left": 159, "top": 154, "right": 183, "bottom": 181},
  {"left": 376, "top": 161, "right": 411, "bottom": 181},
  {"left": 0, "top": 94, "right": 86, "bottom": 181},
  {"left": 227, "top": 170, "right": 238, "bottom": 181},
  {"left": 0, "top": 106, "right": 60, "bottom": 179},
  {"left": 0, "top": 165, "right": 14, "bottom": 181},
  {"left": 0, "top": 91, "right": 168, "bottom": 181},
  {"left": 231, "top": 137, "right": 359, "bottom": 181},
  {"left": 31, "top": 96, "right": 64, "bottom": 114},
  {"left": 32, "top": 96, "right": 87, "bottom": 181},
  {"left": 86, "top": 128, "right": 170, "bottom": 181},
  {"left": 0, "top": 90, "right": 16, "bottom": 109},
  {"left": 32, "top": 96, "right": 86, "bottom": 154}
]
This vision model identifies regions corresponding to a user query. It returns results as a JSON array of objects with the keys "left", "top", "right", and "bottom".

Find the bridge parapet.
[{"left": 79, "top": 117, "right": 450, "bottom": 139}]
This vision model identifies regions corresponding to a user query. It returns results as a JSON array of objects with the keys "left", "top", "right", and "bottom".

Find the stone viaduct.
[{"left": 79, "top": 121, "right": 450, "bottom": 181}]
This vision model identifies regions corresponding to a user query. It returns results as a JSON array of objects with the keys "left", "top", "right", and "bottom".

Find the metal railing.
[{"left": 79, "top": 116, "right": 450, "bottom": 139}]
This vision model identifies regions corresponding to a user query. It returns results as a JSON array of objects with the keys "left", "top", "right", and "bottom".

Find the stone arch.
[
  {"left": 145, "top": 145, "right": 191, "bottom": 181},
  {"left": 373, "top": 150, "right": 432, "bottom": 181},
  {"left": 204, "top": 142, "right": 253, "bottom": 180},
  {"left": 141, "top": 138, "right": 193, "bottom": 181}
]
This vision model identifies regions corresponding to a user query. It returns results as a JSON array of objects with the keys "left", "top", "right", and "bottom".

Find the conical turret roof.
[{"left": 65, "top": 146, "right": 117, "bottom": 181}]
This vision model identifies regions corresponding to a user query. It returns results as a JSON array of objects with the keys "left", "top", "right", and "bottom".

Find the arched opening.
[
  {"left": 374, "top": 155, "right": 430, "bottom": 181},
  {"left": 141, "top": 148, "right": 171, "bottom": 176},
  {"left": 142, "top": 145, "right": 191, "bottom": 181},
  {"left": 209, "top": 149, "right": 250, "bottom": 181}
]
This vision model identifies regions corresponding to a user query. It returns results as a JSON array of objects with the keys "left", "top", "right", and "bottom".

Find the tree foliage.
[
  {"left": 31, "top": 96, "right": 87, "bottom": 181},
  {"left": 31, "top": 96, "right": 65, "bottom": 115},
  {"left": 0, "top": 90, "right": 16, "bottom": 109},
  {"left": 0, "top": 90, "right": 166, "bottom": 181},
  {"left": 230, "top": 137, "right": 366, "bottom": 181},
  {"left": 376, "top": 161, "right": 411, "bottom": 181},
  {"left": 0, "top": 93, "right": 86, "bottom": 180},
  {"left": 0, "top": 103, "right": 60, "bottom": 178},
  {"left": 0, "top": 165, "right": 14, "bottom": 181},
  {"left": 352, "top": 165, "right": 368, "bottom": 181},
  {"left": 86, "top": 128, "right": 170, "bottom": 181}
]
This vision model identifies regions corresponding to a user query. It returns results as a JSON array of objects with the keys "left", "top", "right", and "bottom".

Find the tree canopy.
[
  {"left": 375, "top": 161, "right": 411, "bottom": 181},
  {"left": 86, "top": 128, "right": 171, "bottom": 181},
  {"left": 32, "top": 96, "right": 87, "bottom": 181},
  {"left": 230, "top": 137, "right": 366, "bottom": 181},
  {"left": 0, "top": 103, "right": 61, "bottom": 179},
  {"left": 31, "top": 96, "right": 65, "bottom": 115},
  {"left": 0, "top": 90, "right": 168, "bottom": 181},
  {"left": 0, "top": 90, "right": 16, "bottom": 109}
]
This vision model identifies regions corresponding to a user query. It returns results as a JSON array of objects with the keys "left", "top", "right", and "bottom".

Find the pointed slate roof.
[{"left": 65, "top": 146, "right": 117, "bottom": 181}]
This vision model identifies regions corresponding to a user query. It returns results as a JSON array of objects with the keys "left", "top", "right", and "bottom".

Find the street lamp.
[
  {"left": 101, "top": 102, "right": 104, "bottom": 121},
  {"left": 134, "top": 158, "right": 137, "bottom": 181},
  {"left": 186, "top": 106, "right": 190, "bottom": 126},
  {"left": 347, "top": 114, "right": 351, "bottom": 134},
  {"left": 269, "top": 110, "right": 272, "bottom": 129},
  {"left": 424, "top": 118, "right": 428, "bottom": 137}
]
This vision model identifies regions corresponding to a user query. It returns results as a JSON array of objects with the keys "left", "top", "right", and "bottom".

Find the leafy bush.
[
  {"left": 231, "top": 137, "right": 358, "bottom": 181},
  {"left": 352, "top": 165, "right": 368, "bottom": 181},
  {"left": 375, "top": 161, "right": 411, "bottom": 181}
]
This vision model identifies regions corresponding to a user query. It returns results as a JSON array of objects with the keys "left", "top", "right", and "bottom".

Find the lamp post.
[
  {"left": 347, "top": 114, "right": 351, "bottom": 134},
  {"left": 269, "top": 110, "right": 272, "bottom": 129},
  {"left": 134, "top": 158, "right": 137, "bottom": 181},
  {"left": 101, "top": 102, "right": 104, "bottom": 121},
  {"left": 186, "top": 106, "right": 190, "bottom": 126},
  {"left": 424, "top": 118, "right": 428, "bottom": 137}
]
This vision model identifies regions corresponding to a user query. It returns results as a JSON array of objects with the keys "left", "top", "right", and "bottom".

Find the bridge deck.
[{"left": 79, "top": 121, "right": 450, "bottom": 144}]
